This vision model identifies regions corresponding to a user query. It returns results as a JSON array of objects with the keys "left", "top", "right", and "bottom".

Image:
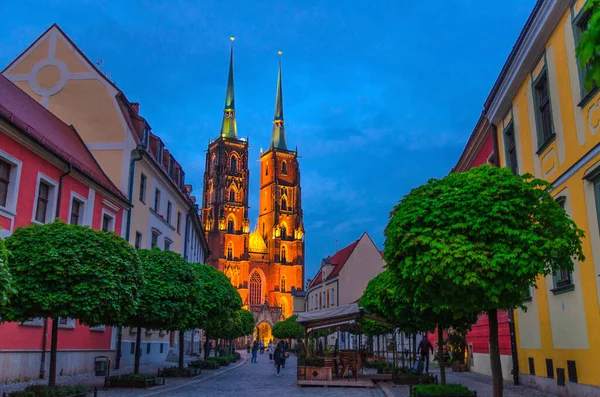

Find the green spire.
[
  {"left": 221, "top": 37, "right": 237, "bottom": 139},
  {"left": 271, "top": 51, "right": 287, "bottom": 150}
]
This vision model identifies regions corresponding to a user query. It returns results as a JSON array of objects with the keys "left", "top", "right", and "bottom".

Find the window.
[
  {"left": 169, "top": 157, "right": 175, "bottom": 179},
  {"left": 142, "top": 125, "right": 150, "bottom": 146},
  {"left": 177, "top": 212, "right": 182, "bottom": 233},
  {"left": 160, "top": 343, "right": 164, "bottom": 354},
  {"left": 227, "top": 242, "right": 233, "bottom": 260},
  {"left": 281, "top": 226, "right": 287, "bottom": 239},
  {"left": 102, "top": 212, "right": 114, "bottom": 232},
  {"left": 326, "top": 289, "right": 330, "bottom": 307},
  {"left": 156, "top": 142, "right": 163, "bottom": 164},
  {"left": 323, "top": 291, "right": 326, "bottom": 308},
  {"left": 35, "top": 181, "right": 51, "bottom": 223},
  {"left": 20, "top": 317, "right": 43, "bottom": 327},
  {"left": 250, "top": 272, "right": 262, "bottom": 305},
  {"left": 319, "top": 292, "right": 322, "bottom": 308},
  {"left": 230, "top": 155, "right": 237, "bottom": 172},
  {"left": 135, "top": 232, "right": 142, "bottom": 249},
  {"left": 0, "top": 159, "right": 11, "bottom": 207},
  {"left": 533, "top": 69, "right": 555, "bottom": 150},
  {"left": 164, "top": 238, "right": 172, "bottom": 251},
  {"left": 147, "top": 343, "right": 151, "bottom": 354},
  {"left": 281, "top": 197, "right": 287, "bottom": 211},
  {"left": 70, "top": 198, "right": 83, "bottom": 225},
  {"left": 552, "top": 197, "right": 574, "bottom": 294},
  {"left": 139, "top": 174, "right": 147, "bottom": 203},
  {"left": 154, "top": 189, "right": 161, "bottom": 212},
  {"left": 228, "top": 219, "right": 234, "bottom": 234},
  {"left": 504, "top": 123, "right": 518, "bottom": 174},
  {"left": 281, "top": 161, "right": 287, "bottom": 175},
  {"left": 57, "top": 317, "right": 76, "bottom": 329},
  {"left": 331, "top": 288, "right": 335, "bottom": 306},
  {"left": 229, "top": 190, "right": 235, "bottom": 202},
  {"left": 574, "top": 9, "right": 596, "bottom": 102},
  {"left": 167, "top": 201, "right": 172, "bottom": 224},
  {"left": 281, "top": 245, "right": 287, "bottom": 263},
  {"left": 280, "top": 276, "right": 286, "bottom": 292},
  {"left": 151, "top": 231, "right": 159, "bottom": 248},
  {"left": 265, "top": 165, "right": 268, "bottom": 176},
  {"left": 130, "top": 343, "right": 136, "bottom": 355}
]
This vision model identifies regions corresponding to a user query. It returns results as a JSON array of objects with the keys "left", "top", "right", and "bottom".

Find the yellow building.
[
  {"left": 483, "top": 1, "right": 600, "bottom": 394},
  {"left": 3, "top": 24, "right": 209, "bottom": 368}
]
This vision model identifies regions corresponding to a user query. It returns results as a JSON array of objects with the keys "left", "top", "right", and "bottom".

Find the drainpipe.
[
  {"left": 115, "top": 146, "right": 144, "bottom": 370},
  {"left": 40, "top": 163, "right": 72, "bottom": 379}
]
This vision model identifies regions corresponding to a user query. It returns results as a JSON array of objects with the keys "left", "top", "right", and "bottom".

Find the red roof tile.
[
  {"left": 307, "top": 239, "right": 360, "bottom": 290},
  {"left": 0, "top": 74, "right": 127, "bottom": 202}
]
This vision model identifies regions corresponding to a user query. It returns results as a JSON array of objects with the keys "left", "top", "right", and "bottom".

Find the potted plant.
[{"left": 297, "top": 356, "right": 332, "bottom": 381}]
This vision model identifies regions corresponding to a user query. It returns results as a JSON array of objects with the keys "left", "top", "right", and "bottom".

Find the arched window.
[
  {"left": 250, "top": 272, "right": 262, "bottom": 305},
  {"left": 281, "top": 245, "right": 287, "bottom": 263},
  {"left": 280, "top": 276, "right": 286, "bottom": 293},
  {"left": 265, "top": 164, "right": 269, "bottom": 176},
  {"left": 229, "top": 190, "right": 235, "bottom": 202},
  {"left": 230, "top": 155, "right": 237, "bottom": 172},
  {"left": 228, "top": 219, "right": 234, "bottom": 234},
  {"left": 281, "top": 225, "right": 287, "bottom": 239},
  {"left": 280, "top": 299, "right": 287, "bottom": 319},
  {"left": 281, "top": 161, "right": 287, "bottom": 175},
  {"left": 227, "top": 242, "right": 233, "bottom": 260},
  {"left": 281, "top": 197, "right": 287, "bottom": 211}
]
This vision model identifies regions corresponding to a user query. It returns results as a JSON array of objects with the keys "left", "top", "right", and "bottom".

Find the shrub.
[
  {"left": 189, "top": 359, "right": 219, "bottom": 370},
  {"left": 206, "top": 356, "right": 230, "bottom": 366},
  {"left": 298, "top": 356, "right": 325, "bottom": 367},
  {"left": 9, "top": 384, "right": 89, "bottom": 397},
  {"left": 109, "top": 373, "right": 156, "bottom": 381},
  {"left": 411, "top": 384, "right": 474, "bottom": 396}
]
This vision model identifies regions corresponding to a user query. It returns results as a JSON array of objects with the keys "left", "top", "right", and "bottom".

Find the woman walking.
[
  {"left": 274, "top": 340, "right": 285, "bottom": 377},
  {"left": 268, "top": 340, "right": 274, "bottom": 362}
]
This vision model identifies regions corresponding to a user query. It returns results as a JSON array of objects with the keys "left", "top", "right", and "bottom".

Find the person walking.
[
  {"left": 417, "top": 334, "right": 434, "bottom": 373},
  {"left": 259, "top": 339, "right": 265, "bottom": 355},
  {"left": 281, "top": 339, "right": 289, "bottom": 368},
  {"left": 268, "top": 340, "right": 274, "bottom": 362},
  {"left": 251, "top": 339, "right": 259, "bottom": 363},
  {"left": 274, "top": 340, "right": 285, "bottom": 377}
]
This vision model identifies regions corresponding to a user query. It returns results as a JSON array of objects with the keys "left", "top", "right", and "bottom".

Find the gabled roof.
[
  {"left": 0, "top": 74, "right": 127, "bottom": 202},
  {"left": 306, "top": 238, "right": 361, "bottom": 290}
]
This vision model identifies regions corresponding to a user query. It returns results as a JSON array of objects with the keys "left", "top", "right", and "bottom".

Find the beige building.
[{"left": 3, "top": 24, "right": 208, "bottom": 368}]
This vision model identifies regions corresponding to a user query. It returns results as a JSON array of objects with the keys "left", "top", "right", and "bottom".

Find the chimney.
[{"left": 130, "top": 102, "right": 140, "bottom": 114}]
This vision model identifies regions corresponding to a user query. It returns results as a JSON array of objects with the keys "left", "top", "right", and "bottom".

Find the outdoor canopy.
[{"left": 296, "top": 303, "right": 389, "bottom": 330}]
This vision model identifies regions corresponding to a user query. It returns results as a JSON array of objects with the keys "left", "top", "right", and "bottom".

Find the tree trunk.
[
  {"left": 115, "top": 326, "right": 123, "bottom": 369},
  {"left": 489, "top": 309, "right": 504, "bottom": 397},
  {"left": 134, "top": 327, "right": 142, "bottom": 374},
  {"left": 438, "top": 325, "right": 446, "bottom": 386},
  {"left": 179, "top": 331, "right": 185, "bottom": 369},
  {"left": 412, "top": 334, "right": 417, "bottom": 365},
  {"left": 48, "top": 318, "right": 59, "bottom": 387}
]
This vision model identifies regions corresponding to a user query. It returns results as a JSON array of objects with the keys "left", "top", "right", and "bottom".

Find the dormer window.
[
  {"left": 168, "top": 157, "right": 175, "bottom": 179},
  {"left": 156, "top": 142, "right": 164, "bottom": 165},
  {"left": 142, "top": 125, "right": 150, "bottom": 146}
]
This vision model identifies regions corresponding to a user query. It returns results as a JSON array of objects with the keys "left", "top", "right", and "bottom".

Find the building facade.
[
  {"left": 0, "top": 74, "right": 130, "bottom": 382},
  {"left": 452, "top": 116, "right": 515, "bottom": 380},
  {"left": 480, "top": 0, "right": 600, "bottom": 394},
  {"left": 201, "top": 46, "right": 304, "bottom": 344},
  {"left": 3, "top": 24, "right": 209, "bottom": 369}
]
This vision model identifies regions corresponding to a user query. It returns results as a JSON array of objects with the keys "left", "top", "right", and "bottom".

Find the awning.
[{"left": 296, "top": 303, "right": 363, "bottom": 329}]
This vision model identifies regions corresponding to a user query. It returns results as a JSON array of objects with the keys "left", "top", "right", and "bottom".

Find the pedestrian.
[
  {"left": 251, "top": 339, "right": 259, "bottom": 363},
  {"left": 274, "top": 340, "right": 285, "bottom": 376},
  {"left": 281, "top": 339, "right": 289, "bottom": 368},
  {"left": 268, "top": 340, "right": 274, "bottom": 362},
  {"left": 259, "top": 339, "right": 264, "bottom": 355},
  {"left": 417, "top": 334, "right": 434, "bottom": 373}
]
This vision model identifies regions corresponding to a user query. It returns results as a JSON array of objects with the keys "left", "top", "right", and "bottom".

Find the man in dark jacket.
[
  {"left": 417, "top": 335, "right": 434, "bottom": 372},
  {"left": 251, "top": 339, "right": 259, "bottom": 363},
  {"left": 274, "top": 340, "right": 286, "bottom": 376}
]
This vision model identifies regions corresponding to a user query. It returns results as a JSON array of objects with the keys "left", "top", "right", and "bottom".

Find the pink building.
[{"left": 0, "top": 74, "right": 130, "bottom": 381}]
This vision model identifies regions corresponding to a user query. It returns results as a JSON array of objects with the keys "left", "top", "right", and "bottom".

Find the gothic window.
[
  {"left": 281, "top": 245, "right": 287, "bottom": 263},
  {"left": 281, "top": 161, "right": 287, "bottom": 175},
  {"left": 229, "top": 190, "right": 235, "bottom": 202},
  {"left": 250, "top": 272, "right": 262, "bottom": 305},
  {"left": 281, "top": 225, "right": 287, "bottom": 239},
  {"left": 228, "top": 219, "right": 234, "bottom": 234},
  {"left": 230, "top": 155, "right": 237, "bottom": 172},
  {"left": 280, "top": 299, "right": 287, "bottom": 319},
  {"left": 280, "top": 276, "right": 286, "bottom": 292},
  {"left": 281, "top": 197, "right": 287, "bottom": 211},
  {"left": 227, "top": 242, "right": 233, "bottom": 260},
  {"left": 265, "top": 165, "right": 268, "bottom": 176}
]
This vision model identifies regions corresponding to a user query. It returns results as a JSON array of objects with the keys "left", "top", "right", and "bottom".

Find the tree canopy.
[
  {"left": 1, "top": 221, "right": 141, "bottom": 325},
  {"left": 576, "top": 0, "right": 600, "bottom": 90},
  {"left": 272, "top": 314, "right": 304, "bottom": 340},
  {"left": 0, "top": 237, "right": 12, "bottom": 307},
  {"left": 219, "top": 309, "right": 255, "bottom": 340}
]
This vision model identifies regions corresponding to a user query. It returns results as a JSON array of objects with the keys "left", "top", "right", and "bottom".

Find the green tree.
[
  {"left": 0, "top": 237, "right": 13, "bottom": 307},
  {"left": 272, "top": 315, "right": 304, "bottom": 341},
  {"left": 219, "top": 309, "right": 255, "bottom": 353},
  {"left": 1, "top": 221, "right": 141, "bottom": 386},
  {"left": 384, "top": 165, "right": 585, "bottom": 396},
  {"left": 129, "top": 248, "right": 197, "bottom": 374},
  {"left": 576, "top": 0, "right": 600, "bottom": 90}
]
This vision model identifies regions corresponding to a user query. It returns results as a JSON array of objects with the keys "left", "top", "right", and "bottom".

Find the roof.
[
  {"left": 306, "top": 239, "right": 360, "bottom": 290},
  {"left": 0, "top": 74, "right": 127, "bottom": 202}
]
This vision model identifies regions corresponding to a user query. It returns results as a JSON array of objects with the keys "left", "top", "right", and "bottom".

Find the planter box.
[
  {"left": 109, "top": 377, "right": 164, "bottom": 388},
  {"left": 298, "top": 366, "right": 332, "bottom": 381}
]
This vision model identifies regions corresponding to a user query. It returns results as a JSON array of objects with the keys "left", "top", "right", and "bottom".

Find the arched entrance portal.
[{"left": 254, "top": 322, "right": 272, "bottom": 346}]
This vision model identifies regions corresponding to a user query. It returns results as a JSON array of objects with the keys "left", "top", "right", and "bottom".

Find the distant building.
[
  {"left": 0, "top": 74, "right": 130, "bottom": 382},
  {"left": 3, "top": 24, "right": 209, "bottom": 369}
]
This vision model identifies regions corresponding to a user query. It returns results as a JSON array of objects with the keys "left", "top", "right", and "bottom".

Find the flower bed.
[
  {"left": 157, "top": 366, "right": 200, "bottom": 377},
  {"left": 108, "top": 373, "right": 164, "bottom": 388},
  {"left": 189, "top": 359, "right": 220, "bottom": 370},
  {"left": 411, "top": 384, "right": 476, "bottom": 397},
  {"left": 8, "top": 384, "right": 91, "bottom": 397}
]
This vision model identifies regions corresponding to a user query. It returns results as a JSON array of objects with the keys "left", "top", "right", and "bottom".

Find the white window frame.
[
  {"left": 68, "top": 192, "right": 87, "bottom": 226},
  {"left": 135, "top": 231, "right": 143, "bottom": 250},
  {"left": 90, "top": 324, "right": 106, "bottom": 332},
  {"left": 101, "top": 209, "right": 116, "bottom": 232},
  {"left": 31, "top": 173, "right": 59, "bottom": 225},
  {"left": 164, "top": 237, "right": 173, "bottom": 251},
  {"left": 154, "top": 188, "right": 161, "bottom": 213},
  {"left": 0, "top": 149, "right": 22, "bottom": 217},
  {"left": 20, "top": 317, "right": 44, "bottom": 327},
  {"left": 57, "top": 317, "right": 76, "bottom": 329},
  {"left": 167, "top": 201, "right": 172, "bottom": 224}
]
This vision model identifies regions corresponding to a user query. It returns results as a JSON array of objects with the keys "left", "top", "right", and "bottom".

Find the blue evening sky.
[{"left": 1, "top": 0, "right": 535, "bottom": 281}]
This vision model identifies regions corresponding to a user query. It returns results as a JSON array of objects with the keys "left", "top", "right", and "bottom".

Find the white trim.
[
  {"left": 85, "top": 188, "right": 95, "bottom": 226},
  {"left": 20, "top": 317, "right": 44, "bottom": 327},
  {"left": 57, "top": 317, "right": 76, "bottom": 330},
  {"left": 31, "top": 173, "right": 59, "bottom": 224},
  {"left": 101, "top": 208, "right": 116, "bottom": 232},
  {"left": 90, "top": 324, "right": 106, "bottom": 332},
  {"left": 67, "top": 191, "right": 87, "bottom": 226},
  {"left": 0, "top": 149, "right": 23, "bottom": 236},
  {"left": 102, "top": 199, "right": 120, "bottom": 212}
]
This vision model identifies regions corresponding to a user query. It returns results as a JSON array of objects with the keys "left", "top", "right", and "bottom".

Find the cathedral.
[{"left": 201, "top": 42, "right": 305, "bottom": 342}]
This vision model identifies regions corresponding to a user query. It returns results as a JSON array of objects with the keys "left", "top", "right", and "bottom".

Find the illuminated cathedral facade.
[{"left": 201, "top": 43, "right": 304, "bottom": 341}]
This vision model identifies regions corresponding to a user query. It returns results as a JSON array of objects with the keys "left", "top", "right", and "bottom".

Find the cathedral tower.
[{"left": 201, "top": 38, "right": 250, "bottom": 276}]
